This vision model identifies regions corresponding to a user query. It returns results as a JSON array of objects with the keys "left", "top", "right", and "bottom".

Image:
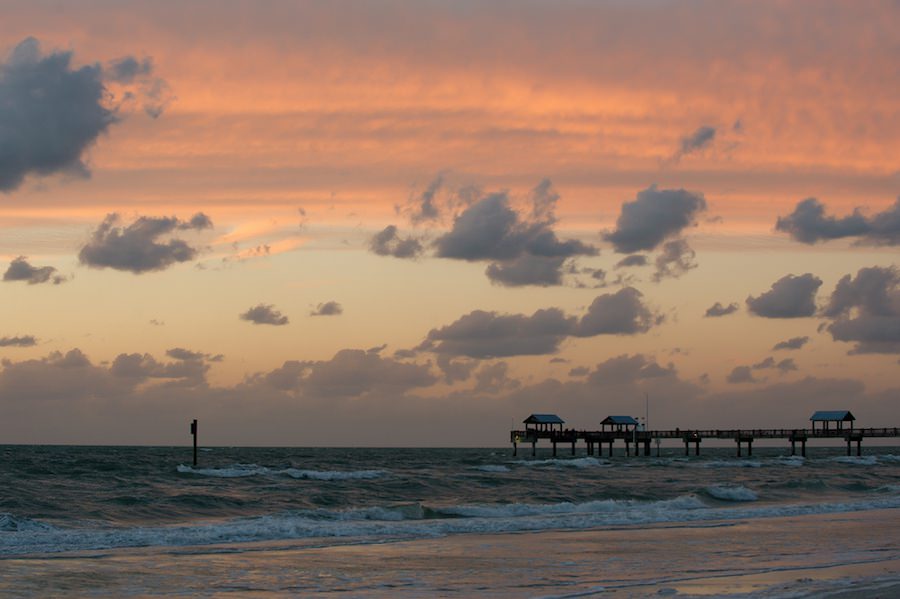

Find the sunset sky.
[{"left": 1, "top": 1, "right": 898, "bottom": 445}]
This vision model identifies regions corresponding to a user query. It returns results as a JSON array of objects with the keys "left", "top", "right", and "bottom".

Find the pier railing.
[{"left": 509, "top": 426, "right": 900, "bottom": 457}]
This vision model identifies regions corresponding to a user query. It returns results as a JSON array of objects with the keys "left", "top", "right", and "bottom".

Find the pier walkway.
[{"left": 509, "top": 426, "right": 900, "bottom": 458}]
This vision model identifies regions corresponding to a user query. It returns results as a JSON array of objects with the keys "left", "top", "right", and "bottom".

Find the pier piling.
[{"left": 190, "top": 419, "right": 198, "bottom": 466}]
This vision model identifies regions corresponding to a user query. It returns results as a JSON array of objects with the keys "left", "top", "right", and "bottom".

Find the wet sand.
[{"left": 3, "top": 508, "right": 899, "bottom": 597}]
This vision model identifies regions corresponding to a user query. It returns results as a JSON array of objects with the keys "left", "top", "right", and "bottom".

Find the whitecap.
[{"left": 705, "top": 485, "right": 759, "bottom": 502}]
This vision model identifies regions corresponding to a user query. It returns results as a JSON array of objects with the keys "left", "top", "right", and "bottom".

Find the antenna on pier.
[{"left": 645, "top": 392, "right": 649, "bottom": 430}]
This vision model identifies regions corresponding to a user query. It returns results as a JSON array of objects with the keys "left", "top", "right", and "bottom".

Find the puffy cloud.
[
  {"left": 705, "top": 301, "right": 739, "bottom": 318},
  {"left": 603, "top": 185, "right": 707, "bottom": 253},
  {"left": 485, "top": 255, "right": 566, "bottom": 287},
  {"left": 776, "top": 197, "right": 900, "bottom": 245},
  {"left": 255, "top": 349, "right": 437, "bottom": 399},
  {"left": 408, "top": 174, "right": 444, "bottom": 224},
  {"left": 369, "top": 225, "right": 424, "bottom": 259},
  {"left": 310, "top": 301, "right": 343, "bottom": 316},
  {"left": 568, "top": 366, "right": 590, "bottom": 377},
  {"left": 821, "top": 266, "right": 900, "bottom": 354},
  {"left": 0, "top": 38, "right": 169, "bottom": 192},
  {"left": 0, "top": 349, "right": 128, "bottom": 402},
  {"left": 473, "top": 361, "right": 519, "bottom": 393},
  {"left": 669, "top": 125, "right": 716, "bottom": 163},
  {"left": 105, "top": 56, "right": 153, "bottom": 84},
  {"left": 110, "top": 352, "right": 209, "bottom": 387},
  {"left": 423, "top": 307, "right": 575, "bottom": 358},
  {"left": 422, "top": 287, "right": 659, "bottom": 358},
  {"left": 746, "top": 273, "right": 823, "bottom": 318},
  {"left": 651, "top": 239, "right": 697, "bottom": 282},
  {"left": 773, "top": 336, "right": 809, "bottom": 351},
  {"left": 79, "top": 213, "right": 212, "bottom": 274},
  {"left": 240, "top": 304, "right": 289, "bottom": 326},
  {"left": 0, "top": 335, "right": 36, "bottom": 347},
  {"left": 615, "top": 255, "right": 648, "bottom": 269},
  {"left": 3, "top": 256, "right": 65, "bottom": 285},
  {"left": 436, "top": 354, "right": 477, "bottom": 384},
  {"left": 575, "top": 287, "right": 662, "bottom": 337},
  {"left": 726, "top": 365, "right": 757, "bottom": 384},
  {"left": 434, "top": 181, "right": 596, "bottom": 286},
  {"left": 679, "top": 125, "right": 716, "bottom": 155},
  {"left": 587, "top": 354, "right": 675, "bottom": 386}
]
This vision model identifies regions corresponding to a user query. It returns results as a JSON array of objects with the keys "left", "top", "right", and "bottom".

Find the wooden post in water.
[{"left": 190, "top": 419, "right": 198, "bottom": 466}]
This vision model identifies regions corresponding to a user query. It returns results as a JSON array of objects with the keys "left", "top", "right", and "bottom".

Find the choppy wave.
[
  {"left": 700, "top": 460, "right": 763, "bottom": 469},
  {"left": 831, "top": 456, "right": 878, "bottom": 466},
  {"left": 0, "top": 513, "right": 54, "bottom": 533},
  {"left": 472, "top": 465, "right": 511, "bottom": 473},
  {"left": 176, "top": 464, "right": 386, "bottom": 480},
  {"left": 4, "top": 492, "right": 900, "bottom": 556},
  {"left": 517, "top": 457, "right": 609, "bottom": 468},
  {"left": 705, "top": 485, "right": 759, "bottom": 502}
]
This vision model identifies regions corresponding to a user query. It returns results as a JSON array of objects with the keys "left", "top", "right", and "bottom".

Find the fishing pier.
[{"left": 510, "top": 412, "right": 900, "bottom": 458}]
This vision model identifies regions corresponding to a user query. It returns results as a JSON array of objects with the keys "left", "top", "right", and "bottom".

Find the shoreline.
[{"left": 3, "top": 508, "right": 898, "bottom": 597}]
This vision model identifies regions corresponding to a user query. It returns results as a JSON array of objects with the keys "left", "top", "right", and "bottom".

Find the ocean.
[{"left": 2, "top": 445, "right": 899, "bottom": 597}]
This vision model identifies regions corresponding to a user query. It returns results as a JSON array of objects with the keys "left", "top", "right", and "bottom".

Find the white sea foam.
[
  {"left": 775, "top": 455, "right": 805, "bottom": 467},
  {"left": 705, "top": 485, "right": 759, "bottom": 502},
  {"left": 176, "top": 464, "right": 386, "bottom": 480},
  {"left": 831, "top": 456, "right": 878, "bottom": 466},
  {"left": 4, "top": 493, "right": 900, "bottom": 556},
  {"left": 518, "top": 457, "right": 608, "bottom": 468},
  {"left": 282, "top": 468, "right": 385, "bottom": 480},
  {"left": 700, "top": 460, "right": 763, "bottom": 469},
  {"left": 877, "top": 454, "right": 900, "bottom": 463},
  {"left": 472, "top": 465, "right": 511, "bottom": 473}
]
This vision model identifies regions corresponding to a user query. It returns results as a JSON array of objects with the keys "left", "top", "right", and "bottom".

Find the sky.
[{"left": 0, "top": 0, "right": 898, "bottom": 446}]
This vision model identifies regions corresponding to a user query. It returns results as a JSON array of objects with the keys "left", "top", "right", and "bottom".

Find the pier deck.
[{"left": 509, "top": 427, "right": 900, "bottom": 457}]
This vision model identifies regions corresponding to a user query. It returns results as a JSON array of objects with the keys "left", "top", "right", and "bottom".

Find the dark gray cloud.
[
  {"left": 473, "top": 361, "right": 519, "bottom": 393},
  {"left": 311, "top": 301, "right": 343, "bottom": 316},
  {"left": 79, "top": 213, "right": 212, "bottom": 273},
  {"left": 726, "top": 365, "right": 757, "bottom": 384},
  {"left": 652, "top": 239, "right": 697, "bottom": 282},
  {"left": 568, "top": 366, "right": 590, "bottom": 377},
  {"left": 0, "top": 38, "right": 114, "bottom": 191},
  {"left": 587, "top": 354, "right": 674, "bottom": 386},
  {"left": 0, "top": 38, "right": 169, "bottom": 192},
  {"left": 705, "top": 301, "right": 739, "bottom": 318},
  {"left": 775, "top": 358, "right": 798, "bottom": 372},
  {"left": 821, "top": 265, "right": 900, "bottom": 354},
  {"left": 408, "top": 174, "right": 444, "bottom": 224},
  {"left": 776, "top": 197, "right": 900, "bottom": 246},
  {"left": 680, "top": 125, "right": 716, "bottom": 154},
  {"left": 0, "top": 335, "right": 37, "bottom": 347},
  {"left": 773, "top": 336, "right": 809, "bottom": 351},
  {"left": 422, "top": 287, "right": 659, "bottom": 358},
  {"left": 110, "top": 350, "right": 209, "bottom": 386},
  {"left": 434, "top": 180, "right": 596, "bottom": 286},
  {"left": 3, "top": 256, "right": 65, "bottom": 285},
  {"left": 369, "top": 225, "right": 424, "bottom": 259},
  {"left": 485, "top": 255, "right": 566, "bottom": 287},
  {"left": 670, "top": 125, "right": 717, "bottom": 163},
  {"left": 436, "top": 354, "right": 476, "bottom": 384},
  {"left": 255, "top": 349, "right": 437, "bottom": 399},
  {"left": 746, "top": 273, "right": 823, "bottom": 318},
  {"left": 106, "top": 56, "right": 153, "bottom": 84},
  {"left": 603, "top": 185, "right": 707, "bottom": 253},
  {"left": 615, "top": 254, "right": 648, "bottom": 269},
  {"left": 240, "top": 304, "right": 289, "bottom": 326},
  {"left": 435, "top": 188, "right": 594, "bottom": 261},
  {"left": 575, "top": 287, "right": 662, "bottom": 337},
  {"left": 423, "top": 307, "right": 575, "bottom": 358}
]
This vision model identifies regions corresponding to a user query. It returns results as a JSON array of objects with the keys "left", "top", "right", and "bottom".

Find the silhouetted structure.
[{"left": 509, "top": 410, "right": 897, "bottom": 458}]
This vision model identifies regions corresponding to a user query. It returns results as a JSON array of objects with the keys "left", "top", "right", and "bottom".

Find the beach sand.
[{"left": 4, "top": 508, "right": 899, "bottom": 597}]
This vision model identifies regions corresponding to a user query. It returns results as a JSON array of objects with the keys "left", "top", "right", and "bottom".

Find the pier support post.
[
  {"left": 625, "top": 439, "right": 630, "bottom": 457},
  {"left": 684, "top": 439, "right": 689, "bottom": 456},
  {"left": 695, "top": 440, "right": 700, "bottom": 456},
  {"left": 608, "top": 440, "right": 614, "bottom": 457},
  {"left": 552, "top": 440, "right": 557, "bottom": 457},
  {"left": 643, "top": 440, "right": 651, "bottom": 456},
  {"left": 532, "top": 441, "right": 536, "bottom": 457},
  {"left": 190, "top": 419, "right": 198, "bottom": 466},
  {"left": 512, "top": 442, "right": 517, "bottom": 457},
  {"left": 802, "top": 440, "right": 806, "bottom": 457},
  {"left": 571, "top": 439, "right": 576, "bottom": 456}
]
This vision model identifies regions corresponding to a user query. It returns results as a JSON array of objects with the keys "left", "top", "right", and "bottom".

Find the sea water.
[{"left": 1, "top": 445, "right": 899, "bottom": 596}]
